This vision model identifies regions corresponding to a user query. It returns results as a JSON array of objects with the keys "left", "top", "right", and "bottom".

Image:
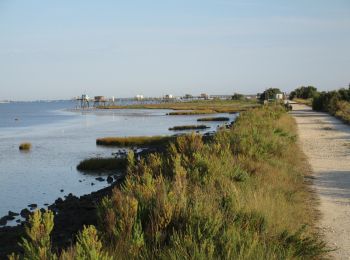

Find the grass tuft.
[{"left": 19, "top": 143, "right": 32, "bottom": 151}]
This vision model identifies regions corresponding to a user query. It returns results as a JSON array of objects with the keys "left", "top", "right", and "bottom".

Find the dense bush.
[
  {"left": 312, "top": 89, "right": 350, "bottom": 124},
  {"left": 289, "top": 86, "right": 317, "bottom": 100},
  {"left": 258, "top": 88, "right": 282, "bottom": 101},
  {"left": 231, "top": 93, "right": 245, "bottom": 100},
  {"left": 11, "top": 105, "right": 327, "bottom": 259}
]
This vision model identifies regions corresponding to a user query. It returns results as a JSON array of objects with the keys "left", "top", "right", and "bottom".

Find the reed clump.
[
  {"left": 169, "top": 125, "right": 209, "bottom": 131},
  {"left": 197, "top": 116, "right": 230, "bottom": 122},
  {"left": 96, "top": 136, "right": 175, "bottom": 147},
  {"left": 19, "top": 143, "right": 32, "bottom": 151},
  {"left": 11, "top": 105, "right": 328, "bottom": 259},
  {"left": 77, "top": 157, "right": 127, "bottom": 171}
]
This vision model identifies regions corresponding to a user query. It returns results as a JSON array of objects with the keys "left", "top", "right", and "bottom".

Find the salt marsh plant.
[{"left": 77, "top": 157, "right": 127, "bottom": 171}]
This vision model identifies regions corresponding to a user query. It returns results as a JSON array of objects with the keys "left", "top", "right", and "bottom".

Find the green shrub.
[
  {"left": 19, "top": 210, "right": 56, "bottom": 260},
  {"left": 75, "top": 225, "right": 111, "bottom": 260}
]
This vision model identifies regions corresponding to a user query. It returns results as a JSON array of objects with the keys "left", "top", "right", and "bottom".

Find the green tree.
[
  {"left": 231, "top": 93, "right": 245, "bottom": 100},
  {"left": 259, "top": 88, "right": 282, "bottom": 101}
]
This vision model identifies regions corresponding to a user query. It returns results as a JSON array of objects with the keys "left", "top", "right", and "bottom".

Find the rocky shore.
[{"left": 0, "top": 179, "right": 123, "bottom": 258}]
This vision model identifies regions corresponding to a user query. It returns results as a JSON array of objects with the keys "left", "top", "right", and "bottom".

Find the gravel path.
[{"left": 291, "top": 104, "right": 350, "bottom": 259}]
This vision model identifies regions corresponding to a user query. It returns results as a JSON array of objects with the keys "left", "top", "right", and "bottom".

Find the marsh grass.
[
  {"left": 98, "top": 99, "right": 259, "bottom": 113},
  {"left": 197, "top": 116, "right": 230, "bottom": 122},
  {"left": 96, "top": 136, "right": 175, "bottom": 147},
  {"left": 19, "top": 143, "right": 32, "bottom": 151},
  {"left": 77, "top": 157, "right": 127, "bottom": 171},
  {"left": 169, "top": 125, "right": 209, "bottom": 131},
  {"left": 12, "top": 105, "right": 328, "bottom": 259},
  {"left": 167, "top": 110, "right": 215, "bottom": 115}
]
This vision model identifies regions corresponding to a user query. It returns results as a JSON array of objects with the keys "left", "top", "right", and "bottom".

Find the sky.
[{"left": 0, "top": 0, "right": 349, "bottom": 100}]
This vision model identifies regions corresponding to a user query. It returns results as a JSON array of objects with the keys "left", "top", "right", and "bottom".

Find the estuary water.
[{"left": 0, "top": 100, "right": 237, "bottom": 225}]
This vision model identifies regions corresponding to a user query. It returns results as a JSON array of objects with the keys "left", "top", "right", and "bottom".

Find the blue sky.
[{"left": 0, "top": 0, "right": 349, "bottom": 100}]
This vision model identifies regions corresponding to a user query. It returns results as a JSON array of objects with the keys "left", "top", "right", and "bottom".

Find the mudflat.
[{"left": 291, "top": 103, "right": 350, "bottom": 259}]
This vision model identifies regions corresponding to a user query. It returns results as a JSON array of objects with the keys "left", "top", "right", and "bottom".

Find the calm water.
[{"left": 0, "top": 100, "right": 237, "bottom": 225}]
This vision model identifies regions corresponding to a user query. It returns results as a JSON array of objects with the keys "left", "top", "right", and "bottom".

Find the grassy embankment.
[
  {"left": 77, "top": 158, "right": 127, "bottom": 171},
  {"left": 169, "top": 125, "right": 209, "bottom": 131},
  {"left": 291, "top": 86, "right": 350, "bottom": 124},
  {"left": 98, "top": 99, "right": 258, "bottom": 114},
  {"left": 10, "top": 105, "right": 327, "bottom": 259}
]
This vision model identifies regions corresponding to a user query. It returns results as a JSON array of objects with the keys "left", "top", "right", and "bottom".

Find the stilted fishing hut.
[
  {"left": 76, "top": 94, "right": 90, "bottom": 109},
  {"left": 93, "top": 96, "right": 107, "bottom": 107}
]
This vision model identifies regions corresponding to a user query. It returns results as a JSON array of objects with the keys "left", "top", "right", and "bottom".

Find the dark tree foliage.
[
  {"left": 312, "top": 87, "right": 350, "bottom": 113},
  {"left": 231, "top": 93, "right": 245, "bottom": 100},
  {"left": 289, "top": 86, "right": 317, "bottom": 100},
  {"left": 259, "top": 88, "right": 282, "bottom": 101}
]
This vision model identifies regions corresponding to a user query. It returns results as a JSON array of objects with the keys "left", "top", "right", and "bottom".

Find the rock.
[
  {"left": 95, "top": 177, "right": 104, "bottom": 182},
  {"left": 16, "top": 219, "right": 21, "bottom": 223},
  {"left": 79, "top": 180, "right": 82, "bottom": 182},
  {"left": 28, "top": 204, "right": 37, "bottom": 209},
  {"left": 20, "top": 208, "right": 31, "bottom": 219},
  {"left": 60, "top": 189, "right": 64, "bottom": 192},
  {"left": 107, "top": 176, "right": 113, "bottom": 184},
  {"left": 44, "top": 203, "right": 49, "bottom": 206},
  {"left": 8, "top": 211, "right": 19, "bottom": 217},
  {"left": 91, "top": 182, "right": 95, "bottom": 186}
]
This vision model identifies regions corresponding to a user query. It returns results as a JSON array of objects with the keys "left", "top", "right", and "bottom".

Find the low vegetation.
[
  {"left": 77, "top": 157, "right": 127, "bottom": 171},
  {"left": 11, "top": 105, "right": 328, "bottom": 259},
  {"left": 19, "top": 143, "right": 32, "bottom": 151},
  {"left": 96, "top": 136, "right": 175, "bottom": 147},
  {"left": 168, "top": 125, "right": 209, "bottom": 131},
  {"left": 197, "top": 116, "right": 230, "bottom": 122}
]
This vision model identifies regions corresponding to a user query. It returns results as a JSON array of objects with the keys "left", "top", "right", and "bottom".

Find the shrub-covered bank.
[
  {"left": 291, "top": 86, "right": 350, "bottom": 124},
  {"left": 9, "top": 105, "right": 327, "bottom": 259}
]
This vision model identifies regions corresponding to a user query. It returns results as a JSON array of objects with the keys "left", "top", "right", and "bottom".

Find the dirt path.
[{"left": 291, "top": 104, "right": 350, "bottom": 259}]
